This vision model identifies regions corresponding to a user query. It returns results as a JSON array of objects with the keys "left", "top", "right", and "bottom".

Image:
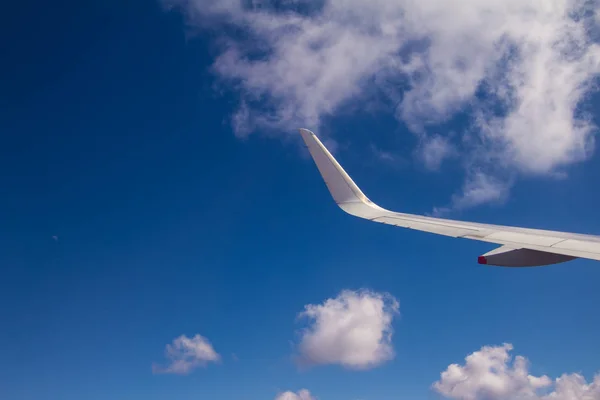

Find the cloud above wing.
[
  {"left": 418, "top": 134, "right": 456, "bottom": 171},
  {"left": 295, "top": 289, "right": 399, "bottom": 370},
  {"left": 433, "top": 343, "right": 600, "bottom": 400},
  {"left": 165, "top": 0, "right": 600, "bottom": 209},
  {"left": 152, "top": 334, "right": 220, "bottom": 374}
]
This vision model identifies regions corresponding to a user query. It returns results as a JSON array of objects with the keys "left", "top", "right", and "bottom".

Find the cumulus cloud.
[
  {"left": 433, "top": 343, "right": 600, "bottom": 400},
  {"left": 275, "top": 389, "right": 316, "bottom": 400},
  {"left": 152, "top": 334, "right": 220, "bottom": 374},
  {"left": 165, "top": 0, "right": 600, "bottom": 209},
  {"left": 295, "top": 289, "right": 399, "bottom": 370}
]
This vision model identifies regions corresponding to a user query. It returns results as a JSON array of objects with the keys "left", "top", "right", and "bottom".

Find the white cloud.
[
  {"left": 453, "top": 172, "right": 511, "bottom": 209},
  {"left": 295, "top": 289, "right": 399, "bottom": 370},
  {"left": 275, "top": 389, "right": 316, "bottom": 400},
  {"left": 372, "top": 145, "right": 397, "bottom": 163},
  {"left": 165, "top": 0, "right": 600, "bottom": 209},
  {"left": 152, "top": 334, "right": 220, "bottom": 374},
  {"left": 418, "top": 134, "right": 455, "bottom": 171},
  {"left": 370, "top": 144, "right": 406, "bottom": 169},
  {"left": 433, "top": 343, "right": 600, "bottom": 400},
  {"left": 432, "top": 172, "right": 511, "bottom": 216}
]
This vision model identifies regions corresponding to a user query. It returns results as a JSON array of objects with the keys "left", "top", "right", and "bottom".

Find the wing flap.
[
  {"left": 552, "top": 239, "right": 600, "bottom": 253},
  {"left": 483, "top": 231, "right": 565, "bottom": 247}
]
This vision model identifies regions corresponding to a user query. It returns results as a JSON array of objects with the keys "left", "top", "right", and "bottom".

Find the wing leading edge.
[{"left": 298, "top": 128, "right": 600, "bottom": 267}]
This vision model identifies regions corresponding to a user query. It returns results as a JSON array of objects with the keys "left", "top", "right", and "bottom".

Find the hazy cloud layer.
[
  {"left": 433, "top": 343, "right": 600, "bottom": 400},
  {"left": 166, "top": 0, "right": 600, "bottom": 209},
  {"left": 295, "top": 289, "right": 399, "bottom": 370},
  {"left": 153, "top": 334, "right": 220, "bottom": 374}
]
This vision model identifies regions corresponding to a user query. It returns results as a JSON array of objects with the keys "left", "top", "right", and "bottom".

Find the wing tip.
[
  {"left": 298, "top": 128, "right": 314, "bottom": 139},
  {"left": 297, "top": 127, "right": 379, "bottom": 213}
]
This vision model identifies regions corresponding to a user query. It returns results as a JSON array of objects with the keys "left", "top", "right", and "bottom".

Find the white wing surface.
[{"left": 299, "top": 128, "right": 600, "bottom": 267}]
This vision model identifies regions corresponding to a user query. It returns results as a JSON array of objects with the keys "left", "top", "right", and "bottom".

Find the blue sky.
[{"left": 1, "top": 1, "right": 600, "bottom": 399}]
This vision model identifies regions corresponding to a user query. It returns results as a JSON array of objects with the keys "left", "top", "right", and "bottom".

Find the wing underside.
[{"left": 298, "top": 128, "right": 600, "bottom": 267}]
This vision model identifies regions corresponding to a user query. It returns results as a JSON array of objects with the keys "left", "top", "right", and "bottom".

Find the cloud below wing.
[
  {"left": 153, "top": 334, "right": 220, "bottom": 375},
  {"left": 295, "top": 289, "right": 399, "bottom": 370},
  {"left": 433, "top": 343, "right": 600, "bottom": 400}
]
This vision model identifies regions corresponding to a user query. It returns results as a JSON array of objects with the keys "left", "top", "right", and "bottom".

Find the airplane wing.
[{"left": 298, "top": 128, "right": 600, "bottom": 267}]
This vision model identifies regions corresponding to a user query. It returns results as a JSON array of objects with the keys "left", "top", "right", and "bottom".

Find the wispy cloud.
[
  {"left": 433, "top": 343, "right": 600, "bottom": 400},
  {"left": 418, "top": 134, "right": 456, "bottom": 171},
  {"left": 371, "top": 145, "right": 397, "bottom": 163},
  {"left": 433, "top": 172, "right": 511, "bottom": 216},
  {"left": 165, "top": 0, "right": 600, "bottom": 209},
  {"left": 275, "top": 389, "right": 316, "bottom": 400},
  {"left": 370, "top": 143, "right": 407, "bottom": 169},
  {"left": 295, "top": 289, "right": 399, "bottom": 370},
  {"left": 152, "top": 334, "right": 220, "bottom": 375}
]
